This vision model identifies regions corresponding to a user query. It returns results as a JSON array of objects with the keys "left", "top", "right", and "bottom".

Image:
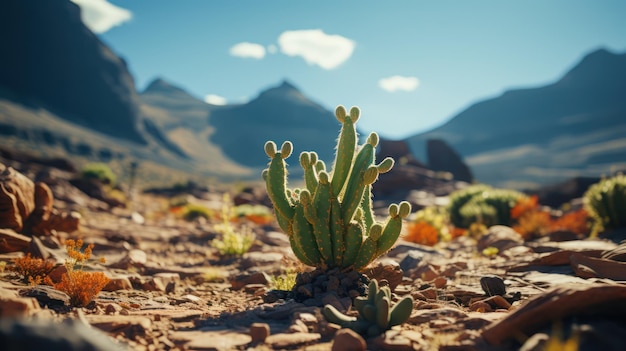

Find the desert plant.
[
  {"left": 80, "top": 162, "right": 117, "bottom": 185},
  {"left": 583, "top": 173, "right": 626, "bottom": 234},
  {"left": 182, "top": 203, "right": 214, "bottom": 221},
  {"left": 323, "top": 279, "right": 413, "bottom": 337},
  {"left": 550, "top": 208, "right": 590, "bottom": 235},
  {"left": 271, "top": 271, "right": 298, "bottom": 291},
  {"left": 404, "top": 221, "right": 439, "bottom": 246},
  {"left": 211, "top": 194, "right": 255, "bottom": 256},
  {"left": 263, "top": 106, "right": 411, "bottom": 271},
  {"left": 10, "top": 253, "right": 55, "bottom": 285},
  {"left": 449, "top": 185, "right": 526, "bottom": 228},
  {"left": 46, "top": 239, "right": 109, "bottom": 307}
]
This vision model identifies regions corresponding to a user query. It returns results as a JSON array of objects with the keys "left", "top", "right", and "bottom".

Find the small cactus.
[
  {"left": 583, "top": 173, "right": 626, "bottom": 234},
  {"left": 323, "top": 279, "right": 413, "bottom": 337},
  {"left": 263, "top": 106, "right": 411, "bottom": 270}
]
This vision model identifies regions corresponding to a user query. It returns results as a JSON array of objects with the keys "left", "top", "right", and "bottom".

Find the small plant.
[
  {"left": 449, "top": 185, "right": 526, "bottom": 228},
  {"left": 550, "top": 208, "right": 590, "bottom": 235},
  {"left": 583, "top": 173, "right": 626, "bottom": 235},
  {"left": 263, "top": 106, "right": 411, "bottom": 271},
  {"left": 10, "top": 253, "right": 55, "bottom": 285},
  {"left": 404, "top": 221, "right": 439, "bottom": 246},
  {"left": 271, "top": 271, "right": 298, "bottom": 291},
  {"left": 323, "top": 279, "right": 413, "bottom": 337},
  {"left": 513, "top": 209, "right": 552, "bottom": 240},
  {"left": 232, "top": 204, "right": 274, "bottom": 225},
  {"left": 46, "top": 239, "right": 109, "bottom": 307},
  {"left": 80, "top": 162, "right": 117, "bottom": 185},
  {"left": 211, "top": 194, "right": 255, "bottom": 257},
  {"left": 182, "top": 203, "right": 214, "bottom": 221}
]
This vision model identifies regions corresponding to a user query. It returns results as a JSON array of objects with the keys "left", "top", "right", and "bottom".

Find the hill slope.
[{"left": 407, "top": 48, "right": 626, "bottom": 189}]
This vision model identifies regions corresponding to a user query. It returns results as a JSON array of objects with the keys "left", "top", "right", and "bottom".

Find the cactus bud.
[
  {"left": 315, "top": 160, "right": 326, "bottom": 173},
  {"left": 280, "top": 141, "right": 293, "bottom": 158},
  {"left": 300, "top": 189, "right": 313, "bottom": 205},
  {"left": 349, "top": 106, "right": 360, "bottom": 123},
  {"left": 399, "top": 201, "right": 411, "bottom": 218},
  {"left": 299, "top": 152, "right": 311, "bottom": 168},
  {"left": 388, "top": 203, "right": 399, "bottom": 217},
  {"left": 264, "top": 141, "right": 277, "bottom": 158},
  {"left": 310, "top": 151, "right": 318, "bottom": 164},
  {"left": 335, "top": 105, "right": 347, "bottom": 122},
  {"left": 318, "top": 171, "right": 330, "bottom": 184},
  {"left": 370, "top": 223, "right": 383, "bottom": 241},
  {"left": 367, "top": 132, "right": 379, "bottom": 147},
  {"left": 363, "top": 166, "right": 379, "bottom": 185},
  {"left": 261, "top": 169, "right": 269, "bottom": 181},
  {"left": 377, "top": 157, "right": 394, "bottom": 174}
]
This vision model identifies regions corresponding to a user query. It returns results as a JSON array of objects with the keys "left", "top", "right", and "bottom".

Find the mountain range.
[{"left": 1, "top": 0, "right": 624, "bottom": 190}]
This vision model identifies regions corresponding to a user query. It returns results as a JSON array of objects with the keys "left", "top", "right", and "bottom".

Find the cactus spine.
[
  {"left": 323, "top": 279, "right": 414, "bottom": 336},
  {"left": 263, "top": 106, "right": 411, "bottom": 270}
]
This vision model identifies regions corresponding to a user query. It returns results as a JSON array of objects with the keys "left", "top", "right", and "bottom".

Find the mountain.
[
  {"left": 0, "top": 0, "right": 147, "bottom": 144},
  {"left": 209, "top": 81, "right": 342, "bottom": 169},
  {"left": 407, "top": 48, "right": 626, "bottom": 189}
]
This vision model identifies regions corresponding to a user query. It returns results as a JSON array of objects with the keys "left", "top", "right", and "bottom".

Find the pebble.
[
  {"left": 249, "top": 322, "right": 270, "bottom": 343},
  {"left": 332, "top": 328, "right": 366, "bottom": 351}
]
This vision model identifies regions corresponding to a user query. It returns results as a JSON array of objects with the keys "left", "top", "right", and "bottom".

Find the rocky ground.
[{"left": 1, "top": 160, "right": 626, "bottom": 351}]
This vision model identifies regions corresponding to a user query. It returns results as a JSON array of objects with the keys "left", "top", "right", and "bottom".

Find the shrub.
[
  {"left": 80, "top": 163, "right": 117, "bottom": 185},
  {"left": 46, "top": 239, "right": 109, "bottom": 307},
  {"left": 448, "top": 184, "right": 493, "bottom": 228},
  {"left": 583, "top": 174, "right": 626, "bottom": 234},
  {"left": 550, "top": 208, "right": 590, "bottom": 235},
  {"left": 404, "top": 221, "right": 439, "bottom": 246},
  {"left": 211, "top": 194, "right": 255, "bottom": 257},
  {"left": 10, "top": 253, "right": 55, "bottom": 285},
  {"left": 182, "top": 203, "right": 214, "bottom": 221},
  {"left": 449, "top": 185, "right": 526, "bottom": 228}
]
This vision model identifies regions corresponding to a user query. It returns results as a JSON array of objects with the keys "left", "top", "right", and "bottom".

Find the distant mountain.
[
  {"left": 0, "top": 0, "right": 146, "bottom": 144},
  {"left": 407, "top": 48, "right": 626, "bottom": 189},
  {"left": 209, "top": 81, "right": 342, "bottom": 169}
]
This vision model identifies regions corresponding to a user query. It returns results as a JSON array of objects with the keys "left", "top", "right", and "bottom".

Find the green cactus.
[
  {"left": 583, "top": 173, "right": 626, "bottom": 234},
  {"left": 263, "top": 106, "right": 411, "bottom": 270},
  {"left": 448, "top": 185, "right": 526, "bottom": 228},
  {"left": 323, "top": 279, "right": 413, "bottom": 337}
]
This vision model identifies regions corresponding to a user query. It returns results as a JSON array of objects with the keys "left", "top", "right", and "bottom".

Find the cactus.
[
  {"left": 263, "top": 106, "right": 411, "bottom": 270},
  {"left": 323, "top": 279, "right": 413, "bottom": 337},
  {"left": 448, "top": 185, "right": 526, "bottom": 228},
  {"left": 583, "top": 174, "right": 626, "bottom": 233}
]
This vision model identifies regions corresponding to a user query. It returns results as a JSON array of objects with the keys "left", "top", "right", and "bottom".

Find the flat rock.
[{"left": 265, "top": 332, "right": 321, "bottom": 349}]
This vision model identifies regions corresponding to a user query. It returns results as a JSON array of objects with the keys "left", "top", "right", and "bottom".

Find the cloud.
[
  {"left": 71, "top": 0, "right": 132, "bottom": 34},
  {"left": 378, "top": 76, "right": 420, "bottom": 92},
  {"left": 229, "top": 42, "right": 266, "bottom": 59},
  {"left": 278, "top": 29, "right": 355, "bottom": 69},
  {"left": 204, "top": 94, "right": 227, "bottom": 106}
]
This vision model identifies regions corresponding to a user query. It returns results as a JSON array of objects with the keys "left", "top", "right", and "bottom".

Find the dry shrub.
[
  {"left": 513, "top": 210, "right": 552, "bottom": 240},
  {"left": 550, "top": 208, "right": 590, "bottom": 235},
  {"left": 45, "top": 239, "right": 109, "bottom": 307},
  {"left": 11, "top": 253, "right": 55, "bottom": 285},
  {"left": 511, "top": 195, "right": 539, "bottom": 220},
  {"left": 404, "top": 221, "right": 439, "bottom": 246}
]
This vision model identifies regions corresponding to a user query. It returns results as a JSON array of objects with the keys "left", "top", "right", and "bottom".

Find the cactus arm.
[
  {"left": 341, "top": 140, "right": 376, "bottom": 224},
  {"left": 292, "top": 203, "right": 323, "bottom": 267},
  {"left": 342, "top": 220, "right": 364, "bottom": 268},
  {"left": 322, "top": 304, "right": 356, "bottom": 326},
  {"left": 330, "top": 195, "right": 346, "bottom": 267},
  {"left": 360, "top": 184, "right": 375, "bottom": 232},
  {"left": 376, "top": 294, "right": 391, "bottom": 330},
  {"left": 377, "top": 201, "right": 411, "bottom": 256},
  {"left": 300, "top": 152, "right": 319, "bottom": 193},
  {"left": 264, "top": 141, "right": 295, "bottom": 219},
  {"left": 330, "top": 106, "right": 359, "bottom": 196},
  {"left": 288, "top": 233, "right": 316, "bottom": 266},
  {"left": 388, "top": 296, "right": 414, "bottom": 327},
  {"left": 353, "top": 235, "right": 377, "bottom": 271},
  {"left": 303, "top": 174, "right": 333, "bottom": 264}
]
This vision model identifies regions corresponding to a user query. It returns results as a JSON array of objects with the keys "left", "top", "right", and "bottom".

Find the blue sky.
[{"left": 73, "top": 0, "right": 626, "bottom": 139}]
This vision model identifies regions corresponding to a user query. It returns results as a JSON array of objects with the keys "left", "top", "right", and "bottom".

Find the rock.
[
  {"left": 0, "top": 165, "right": 35, "bottom": 232},
  {"left": 249, "top": 322, "right": 270, "bottom": 343},
  {"left": 570, "top": 252, "right": 626, "bottom": 280},
  {"left": 602, "top": 241, "right": 626, "bottom": 262},
  {"left": 399, "top": 250, "right": 424, "bottom": 273},
  {"left": 371, "top": 329, "right": 414, "bottom": 351},
  {"left": 363, "top": 260, "right": 403, "bottom": 290},
  {"left": 240, "top": 251, "right": 283, "bottom": 269},
  {"left": 102, "top": 275, "right": 133, "bottom": 292},
  {"left": 230, "top": 271, "right": 271, "bottom": 290},
  {"left": 0, "top": 289, "right": 40, "bottom": 318},
  {"left": 87, "top": 315, "right": 152, "bottom": 339},
  {"left": 142, "top": 273, "right": 179, "bottom": 292},
  {"left": 0, "top": 229, "right": 31, "bottom": 253},
  {"left": 480, "top": 275, "right": 506, "bottom": 296},
  {"left": 426, "top": 139, "right": 473, "bottom": 182},
  {"left": 20, "top": 285, "right": 70, "bottom": 309},
  {"left": 265, "top": 332, "right": 321, "bottom": 349},
  {"left": 482, "top": 283, "right": 626, "bottom": 345},
  {"left": 0, "top": 318, "right": 121, "bottom": 351},
  {"left": 477, "top": 226, "right": 524, "bottom": 252},
  {"left": 332, "top": 328, "right": 366, "bottom": 351},
  {"left": 108, "top": 249, "right": 147, "bottom": 269}
]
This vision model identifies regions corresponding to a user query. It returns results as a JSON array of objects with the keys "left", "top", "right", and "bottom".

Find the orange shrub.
[
  {"left": 11, "top": 253, "right": 55, "bottom": 285},
  {"left": 550, "top": 208, "right": 590, "bottom": 235},
  {"left": 511, "top": 195, "right": 539, "bottom": 219},
  {"left": 513, "top": 210, "right": 552, "bottom": 240},
  {"left": 404, "top": 221, "right": 439, "bottom": 246},
  {"left": 46, "top": 239, "right": 109, "bottom": 307}
]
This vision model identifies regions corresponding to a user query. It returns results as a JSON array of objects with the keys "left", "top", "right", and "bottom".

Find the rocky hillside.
[{"left": 407, "top": 48, "right": 626, "bottom": 189}]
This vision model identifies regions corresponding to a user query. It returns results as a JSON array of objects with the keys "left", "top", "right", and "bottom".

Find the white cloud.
[
  {"left": 229, "top": 42, "right": 266, "bottom": 59},
  {"left": 204, "top": 94, "right": 227, "bottom": 106},
  {"left": 379, "top": 76, "right": 420, "bottom": 92},
  {"left": 71, "top": 0, "right": 132, "bottom": 34},
  {"left": 278, "top": 29, "right": 355, "bottom": 69}
]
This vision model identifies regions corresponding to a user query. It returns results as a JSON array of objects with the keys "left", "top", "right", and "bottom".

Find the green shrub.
[
  {"left": 448, "top": 185, "right": 526, "bottom": 228},
  {"left": 80, "top": 163, "right": 117, "bottom": 185},
  {"left": 182, "top": 204, "right": 213, "bottom": 221},
  {"left": 583, "top": 173, "right": 626, "bottom": 234}
]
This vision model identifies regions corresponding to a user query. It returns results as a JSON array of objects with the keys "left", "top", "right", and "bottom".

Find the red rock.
[
  {"left": 249, "top": 322, "right": 270, "bottom": 343},
  {"left": 332, "top": 328, "right": 366, "bottom": 351},
  {"left": 0, "top": 228, "right": 31, "bottom": 253}
]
